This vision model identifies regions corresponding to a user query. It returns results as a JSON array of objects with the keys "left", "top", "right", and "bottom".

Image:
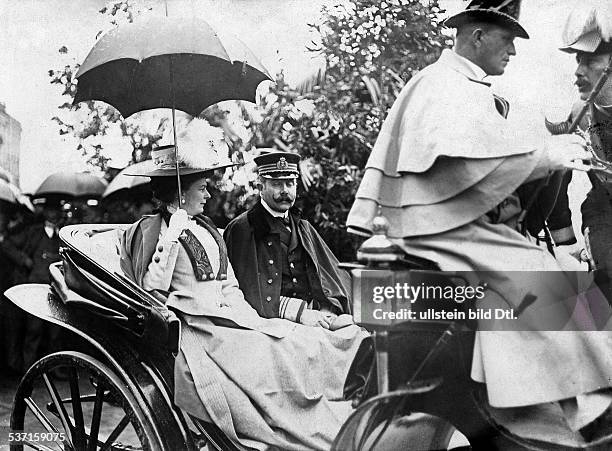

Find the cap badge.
[{"left": 277, "top": 157, "right": 288, "bottom": 170}]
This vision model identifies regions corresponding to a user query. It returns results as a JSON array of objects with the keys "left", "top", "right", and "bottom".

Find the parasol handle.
[
  {"left": 171, "top": 105, "right": 182, "bottom": 208},
  {"left": 164, "top": 0, "right": 182, "bottom": 208}
]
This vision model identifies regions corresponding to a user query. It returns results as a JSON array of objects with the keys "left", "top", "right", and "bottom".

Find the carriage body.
[{"left": 4, "top": 224, "right": 240, "bottom": 451}]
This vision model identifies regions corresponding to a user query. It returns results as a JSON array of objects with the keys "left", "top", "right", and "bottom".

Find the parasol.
[
  {"left": 0, "top": 179, "right": 34, "bottom": 212},
  {"left": 73, "top": 15, "right": 272, "bottom": 204},
  {"left": 102, "top": 160, "right": 154, "bottom": 199},
  {"left": 34, "top": 172, "right": 107, "bottom": 199}
]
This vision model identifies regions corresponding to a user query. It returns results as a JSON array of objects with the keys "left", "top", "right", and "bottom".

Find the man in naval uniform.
[
  {"left": 224, "top": 151, "right": 352, "bottom": 329},
  {"left": 347, "top": 0, "right": 612, "bottom": 441}
]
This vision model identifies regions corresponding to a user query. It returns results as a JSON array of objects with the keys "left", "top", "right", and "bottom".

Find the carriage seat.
[
  {"left": 57, "top": 224, "right": 128, "bottom": 274},
  {"left": 54, "top": 224, "right": 180, "bottom": 353}
]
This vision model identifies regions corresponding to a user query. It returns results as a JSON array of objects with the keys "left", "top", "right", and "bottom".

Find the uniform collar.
[
  {"left": 248, "top": 201, "right": 302, "bottom": 239},
  {"left": 261, "top": 199, "right": 289, "bottom": 219},
  {"left": 440, "top": 49, "right": 489, "bottom": 85}
]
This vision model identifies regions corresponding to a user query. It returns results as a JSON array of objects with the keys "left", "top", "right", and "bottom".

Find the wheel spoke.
[
  {"left": 43, "top": 372, "right": 74, "bottom": 448},
  {"left": 14, "top": 353, "right": 152, "bottom": 450},
  {"left": 20, "top": 441, "right": 57, "bottom": 451},
  {"left": 24, "top": 397, "right": 66, "bottom": 449},
  {"left": 99, "top": 415, "right": 130, "bottom": 451},
  {"left": 24, "top": 397, "right": 60, "bottom": 435},
  {"left": 68, "top": 367, "right": 86, "bottom": 449},
  {"left": 87, "top": 381, "right": 105, "bottom": 451},
  {"left": 56, "top": 392, "right": 110, "bottom": 404}
]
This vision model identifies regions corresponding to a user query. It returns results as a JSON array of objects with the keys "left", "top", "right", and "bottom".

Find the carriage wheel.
[{"left": 10, "top": 351, "right": 162, "bottom": 451}]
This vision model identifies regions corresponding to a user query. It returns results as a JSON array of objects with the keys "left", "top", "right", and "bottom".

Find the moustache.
[{"left": 274, "top": 195, "right": 294, "bottom": 202}]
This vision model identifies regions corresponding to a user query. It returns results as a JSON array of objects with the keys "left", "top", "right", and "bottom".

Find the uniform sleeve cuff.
[{"left": 279, "top": 296, "right": 306, "bottom": 322}]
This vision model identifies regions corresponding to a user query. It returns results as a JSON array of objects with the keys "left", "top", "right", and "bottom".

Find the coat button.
[
  {"left": 158, "top": 245, "right": 164, "bottom": 252},
  {"left": 289, "top": 262, "right": 295, "bottom": 268},
  {"left": 267, "top": 279, "right": 273, "bottom": 284},
  {"left": 292, "top": 278, "right": 297, "bottom": 283},
  {"left": 267, "top": 241, "right": 272, "bottom": 246},
  {"left": 266, "top": 296, "right": 272, "bottom": 302},
  {"left": 154, "top": 256, "right": 160, "bottom": 263},
  {"left": 269, "top": 259, "right": 274, "bottom": 264},
  {"left": 208, "top": 273, "right": 215, "bottom": 280}
]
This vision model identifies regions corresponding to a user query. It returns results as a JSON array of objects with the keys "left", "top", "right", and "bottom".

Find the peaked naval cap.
[
  {"left": 254, "top": 150, "right": 300, "bottom": 179},
  {"left": 444, "top": 0, "right": 529, "bottom": 40}
]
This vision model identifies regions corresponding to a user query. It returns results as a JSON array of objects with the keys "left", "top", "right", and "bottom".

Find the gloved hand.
[
  {"left": 299, "top": 309, "right": 335, "bottom": 329},
  {"left": 544, "top": 134, "right": 591, "bottom": 171},
  {"left": 163, "top": 209, "right": 190, "bottom": 242},
  {"left": 555, "top": 243, "right": 591, "bottom": 271},
  {"left": 329, "top": 314, "right": 355, "bottom": 331}
]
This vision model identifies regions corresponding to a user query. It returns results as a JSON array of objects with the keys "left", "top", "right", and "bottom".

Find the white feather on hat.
[
  {"left": 175, "top": 118, "right": 231, "bottom": 169},
  {"left": 562, "top": 0, "right": 612, "bottom": 48}
]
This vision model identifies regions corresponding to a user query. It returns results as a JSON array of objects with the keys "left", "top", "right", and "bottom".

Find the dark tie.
[{"left": 279, "top": 216, "right": 291, "bottom": 227}]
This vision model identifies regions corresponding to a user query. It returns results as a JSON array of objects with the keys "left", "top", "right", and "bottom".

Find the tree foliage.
[{"left": 248, "top": 0, "right": 451, "bottom": 260}]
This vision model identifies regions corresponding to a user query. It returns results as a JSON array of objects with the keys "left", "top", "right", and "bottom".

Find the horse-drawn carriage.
[
  {"left": 5, "top": 224, "right": 238, "bottom": 450},
  {"left": 5, "top": 222, "right": 612, "bottom": 450}
]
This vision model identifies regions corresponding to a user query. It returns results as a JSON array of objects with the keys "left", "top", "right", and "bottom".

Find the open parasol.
[
  {"left": 34, "top": 172, "right": 107, "bottom": 199},
  {"left": 0, "top": 179, "right": 34, "bottom": 212},
  {"left": 102, "top": 161, "right": 154, "bottom": 199},
  {"left": 73, "top": 15, "right": 272, "bottom": 203}
]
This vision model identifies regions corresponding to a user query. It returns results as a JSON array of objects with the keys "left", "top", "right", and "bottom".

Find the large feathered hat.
[
  {"left": 444, "top": 0, "right": 529, "bottom": 39},
  {"left": 127, "top": 119, "right": 237, "bottom": 177},
  {"left": 560, "top": 0, "right": 612, "bottom": 54}
]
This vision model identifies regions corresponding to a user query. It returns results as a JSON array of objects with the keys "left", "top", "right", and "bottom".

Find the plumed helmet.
[{"left": 560, "top": 0, "right": 612, "bottom": 54}]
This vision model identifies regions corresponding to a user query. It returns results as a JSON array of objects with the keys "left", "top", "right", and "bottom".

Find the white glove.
[
  {"left": 544, "top": 134, "right": 591, "bottom": 171},
  {"left": 163, "top": 209, "right": 190, "bottom": 242},
  {"left": 299, "top": 309, "right": 335, "bottom": 329}
]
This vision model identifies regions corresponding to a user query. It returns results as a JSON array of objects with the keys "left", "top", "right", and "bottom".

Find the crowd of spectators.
[{"left": 0, "top": 190, "right": 154, "bottom": 377}]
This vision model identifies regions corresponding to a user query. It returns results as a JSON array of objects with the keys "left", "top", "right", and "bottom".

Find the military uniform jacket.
[{"left": 223, "top": 201, "right": 351, "bottom": 319}]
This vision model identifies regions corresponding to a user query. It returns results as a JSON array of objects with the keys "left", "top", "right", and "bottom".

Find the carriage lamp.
[
  {"left": 345, "top": 211, "right": 411, "bottom": 395},
  {"left": 345, "top": 211, "right": 466, "bottom": 395}
]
